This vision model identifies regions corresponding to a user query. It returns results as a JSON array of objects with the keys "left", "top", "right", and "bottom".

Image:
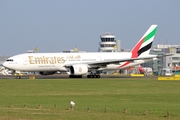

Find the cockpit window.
[{"left": 6, "top": 59, "right": 14, "bottom": 62}]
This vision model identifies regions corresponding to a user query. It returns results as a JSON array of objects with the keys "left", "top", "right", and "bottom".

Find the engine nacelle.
[
  {"left": 69, "top": 64, "right": 88, "bottom": 75},
  {"left": 39, "top": 71, "right": 56, "bottom": 75}
]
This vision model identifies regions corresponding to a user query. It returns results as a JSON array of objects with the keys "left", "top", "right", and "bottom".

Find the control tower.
[{"left": 98, "top": 33, "right": 121, "bottom": 52}]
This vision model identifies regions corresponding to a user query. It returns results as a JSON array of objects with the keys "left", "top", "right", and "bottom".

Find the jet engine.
[
  {"left": 39, "top": 71, "right": 56, "bottom": 75},
  {"left": 69, "top": 64, "right": 88, "bottom": 75}
]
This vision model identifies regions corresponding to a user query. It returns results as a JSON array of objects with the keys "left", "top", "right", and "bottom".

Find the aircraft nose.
[
  {"left": 2, "top": 58, "right": 17, "bottom": 70},
  {"left": 3, "top": 61, "right": 13, "bottom": 69}
]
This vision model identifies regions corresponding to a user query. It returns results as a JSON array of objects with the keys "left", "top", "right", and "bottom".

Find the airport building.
[
  {"left": 62, "top": 48, "right": 86, "bottom": 53},
  {"left": 98, "top": 33, "right": 121, "bottom": 52},
  {"left": 142, "top": 44, "right": 180, "bottom": 73}
]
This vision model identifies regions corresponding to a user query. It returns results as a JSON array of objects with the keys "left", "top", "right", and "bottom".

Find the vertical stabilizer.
[{"left": 131, "top": 25, "right": 158, "bottom": 58}]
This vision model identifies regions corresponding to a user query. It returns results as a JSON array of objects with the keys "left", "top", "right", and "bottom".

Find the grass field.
[{"left": 0, "top": 77, "right": 180, "bottom": 120}]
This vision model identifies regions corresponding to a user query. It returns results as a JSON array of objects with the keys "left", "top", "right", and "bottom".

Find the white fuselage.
[{"left": 3, "top": 52, "right": 155, "bottom": 72}]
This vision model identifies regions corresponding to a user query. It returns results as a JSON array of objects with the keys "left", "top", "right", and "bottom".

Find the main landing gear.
[
  {"left": 69, "top": 70, "right": 101, "bottom": 78},
  {"left": 87, "top": 70, "right": 101, "bottom": 78},
  {"left": 87, "top": 74, "right": 100, "bottom": 78}
]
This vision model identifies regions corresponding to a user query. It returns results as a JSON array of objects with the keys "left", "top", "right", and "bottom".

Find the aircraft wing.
[
  {"left": 87, "top": 56, "right": 157, "bottom": 66},
  {"left": 156, "top": 53, "right": 174, "bottom": 58},
  {"left": 64, "top": 55, "right": 158, "bottom": 67}
]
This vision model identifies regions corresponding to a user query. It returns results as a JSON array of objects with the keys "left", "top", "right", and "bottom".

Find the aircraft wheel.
[
  {"left": 87, "top": 75, "right": 93, "bottom": 78},
  {"left": 78, "top": 75, "right": 82, "bottom": 78},
  {"left": 96, "top": 75, "right": 100, "bottom": 78}
]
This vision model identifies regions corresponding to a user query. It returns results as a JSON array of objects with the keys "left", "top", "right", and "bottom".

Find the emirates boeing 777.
[{"left": 3, "top": 25, "right": 159, "bottom": 78}]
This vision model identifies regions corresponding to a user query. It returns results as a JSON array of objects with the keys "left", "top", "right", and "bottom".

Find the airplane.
[{"left": 3, "top": 24, "right": 159, "bottom": 78}]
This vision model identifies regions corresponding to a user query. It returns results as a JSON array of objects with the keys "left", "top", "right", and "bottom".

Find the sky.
[{"left": 0, "top": 0, "right": 180, "bottom": 56}]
